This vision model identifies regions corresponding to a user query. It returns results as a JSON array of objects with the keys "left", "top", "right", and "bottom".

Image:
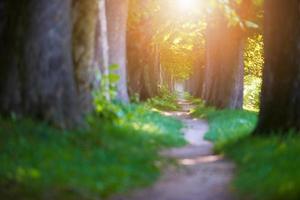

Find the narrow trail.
[{"left": 112, "top": 100, "right": 236, "bottom": 200}]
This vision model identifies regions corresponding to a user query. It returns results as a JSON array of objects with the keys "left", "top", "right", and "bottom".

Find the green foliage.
[
  {"left": 244, "top": 75, "right": 262, "bottom": 111},
  {"left": 93, "top": 65, "right": 123, "bottom": 121},
  {"left": 243, "top": 34, "right": 264, "bottom": 111},
  {"left": 193, "top": 105, "right": 300, "bottom": 200},
  {"left": 130, "top": 93, "right": 141, "bottom": 104},
  {"left": 183, "top": 92, "right": 203, "bottom": 105},
  {"left": 0, "top": 104, "right": 185, "bottom": 199},
  {"left": 191, "top": 103, "right": 217, "bottom": 119},
  {"left": 128, "top": 0, "right": 207, "bottom": 82},
  {"left": 244, "top": 35, "right": 264, "bottom": 77},
  {"left": 146, "top": 86, "right": 180, "bottom": 111}
]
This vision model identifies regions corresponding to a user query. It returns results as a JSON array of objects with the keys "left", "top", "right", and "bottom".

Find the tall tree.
[
  {"left": 202, "top": 12, "right": 245, "bottom": 109},
  {"left": 127, "top": 20, "right": 160, "bottom": 100},
  {"left": 255, "top": 0, "right": 300, "bottom": 134},
  {"left": 127, "top": 0, "right": 161, "bottom": 100},
  {"left": 0, "top": 0, "right": 81, "bottom": 128},
  {"left": 106, "top": 0, "right": 129, "bottom": 102},
  {"left": 187, "top": 44, "right": 205, "bottom": 98},
  {"left": 127, "top": 19, "right": 151, "bottom": 100}
]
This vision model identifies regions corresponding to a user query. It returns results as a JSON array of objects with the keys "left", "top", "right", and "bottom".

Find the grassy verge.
[
  {"left": 146, "top": 87, "right": 180, "bottom": 111},
  {"left": 192, "top": 104, "right": 300, "bottom": 200},
  {"left": 0, "top": 104, "right": 185, "bottom": 199}
]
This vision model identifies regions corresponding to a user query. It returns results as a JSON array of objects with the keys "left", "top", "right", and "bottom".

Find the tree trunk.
[
  {"left": 127, "top": 21, "right": 148, "bottom": 100},
  {"left": 203, "top": 16, "right": 224, "bottom": 107},
  {"left": 127, "top": 17, "right": 160, "bottom": 101},
  {"left": 187, "top": 46, "right": 205, "bottom": 98},
  {"left": 96, "top": 0, "right": 110, "bottom": 101},
  {"left": 142, "top": 43, "right": 160, "bottom": 98},
  {"left": 0, "top": 0, "right": 81, "bottom": 128},
  {"left": 255, "top": 0, "right": 300, "bottom": 134},
  {"left": 151, "top": 44, "right": 161, "bottom": 95},
  {"left": 106, "top": 0, "right": 129, "bottom": 102},
  {"left": 218, "top": 27, "right": 245, "bottom": 109},
  {"left": 72, "top": 0, "right": 99, "bottom": 113},
  {"left": 202, "top": 14, "right": 244, "bottom": 109}
]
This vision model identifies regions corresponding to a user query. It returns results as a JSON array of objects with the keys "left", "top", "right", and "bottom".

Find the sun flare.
[{"left": 176, "top": 0, "right": 198, "bottom": 12}]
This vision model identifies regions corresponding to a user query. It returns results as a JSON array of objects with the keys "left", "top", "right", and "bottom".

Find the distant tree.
[
  {"left": 127, "top": 0, "right": 161, "bottom": 100},
  {"left": 255, "top": 0, "right": 300, "bottom": 134},
  {"left": 187, "top": 45, "right": 205, "bottom": 98},
  {"left": 0, "top": 0, "right": 82, "bottom": 128},
  {"left": 106, "top": 0, "right": 129, "bottom": 102}
]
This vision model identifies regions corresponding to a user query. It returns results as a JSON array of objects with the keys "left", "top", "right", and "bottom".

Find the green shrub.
[
  {"left": 0, "top": 104, "right": 185, "bottom": 199},
  {"left": 244, "top": 34, "right": 264, "bottom": 78},
  {"left": 243, "top": 34, "right": 264, "bottom": 111},
  {"left": 244, "top": 75, "right": 262, "bottom": 111},
  {"left": 191, "top": 103, "right": 216, "bottom": 119}
]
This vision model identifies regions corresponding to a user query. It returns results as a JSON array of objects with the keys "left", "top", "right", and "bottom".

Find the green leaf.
[
  {"left": 109, "top": 74, "right": 120, "bottom": 84},
  {"left": 109, "top": 64, "right": 119, "bottom": 71}
]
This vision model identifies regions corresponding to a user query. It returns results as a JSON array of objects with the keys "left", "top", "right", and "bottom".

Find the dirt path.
[{"left": 111, "top": 101, "right": 236, "bottom": 200}]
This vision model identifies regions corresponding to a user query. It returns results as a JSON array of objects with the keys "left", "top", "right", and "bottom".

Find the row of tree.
[
  {"left": 131, "top": 0, "right": 300, "bottom": 134},
  {"left": 198, "top": 0, "right": 300, "bottom": 134},
  {"left": 0, "top": 0, "right": 299, "bottom": 134},
  {"left": 0, "top": 0, "right": 130, "bottom": 128}
]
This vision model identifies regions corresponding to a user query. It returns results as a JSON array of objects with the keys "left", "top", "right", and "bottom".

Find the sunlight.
[
  {"left": 176, "top": 0, "right": 198, "bottom": 12},
  {"left": 179, "top": 155, "right": 223, "bottom": 166}
]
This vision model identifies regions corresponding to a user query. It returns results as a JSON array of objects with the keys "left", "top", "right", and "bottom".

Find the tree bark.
[
  {"left": 127, "top": 21, "right": 147, "bottom": 99},
  {"left": 202, "top": 14, "right": 245, "bottom": 109},
  {"left": 0, "top": 0, "right": 81, "bottom": 128},
  {"left": 219, "top": 27, "right": 245, "bottom": 109},
  {"left": 142, "top": 43, "right": 160, "bottom": 98},
  {"left": 96, "top": 0, "right": 110, "bottom": 101},
  {"left": 202, "top": 17, "right": 222, "bottom": 106},
  {"left": 106, "top": 0, "right": 129, "bottom": 102},
  {"left": 72, "top": 0, "right": 99, "bottom": 113},
  {"left": 127, "top": 18, "right": 160, "bottom": 100},
  {"left": 187, "top": 45, "right": 205, "bottom": 98},
  {"left": 255, "top": 0, "right": 300, "bottom": 134}
]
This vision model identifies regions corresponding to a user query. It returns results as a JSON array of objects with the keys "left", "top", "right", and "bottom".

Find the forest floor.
[{"left": 111, "top": 100, "right": 236, "bottom": 200}]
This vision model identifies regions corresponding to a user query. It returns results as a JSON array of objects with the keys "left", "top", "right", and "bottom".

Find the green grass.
[
  {"left": 146, "top": 96, "right": 179, "bottom": 111},
  {"left": 224, "top": 135, "right": 300, "bottom": 200},
  {"left": 204, "top": 110, "right": 257, "bottom": 145},
  {"left": 0, "top": 104, "right": 185, "bottom": 199},
  {"left": 146, "top": 87, "right": 180, "bottom": 111},
  {"left": 192, "top": 103, "right": 300, "bottom": 200}
]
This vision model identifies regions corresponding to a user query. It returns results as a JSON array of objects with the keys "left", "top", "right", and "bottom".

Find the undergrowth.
[
  {"left": 146, "top": 86, "right": 179, "bottom": 111},
  {"left": 0, "top": 103, "right": 185, "bottom": 199},
  {"left": 224, "top": 135, "right": 300, "bottom": 200},
  {"left": 192, "top": 101, "right": 300, "bottom": 200}
]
